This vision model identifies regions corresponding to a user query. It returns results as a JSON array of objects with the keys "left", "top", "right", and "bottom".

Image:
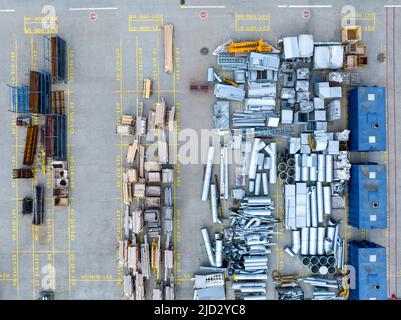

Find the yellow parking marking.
[
  {"left": 341, "top": 12, "right": 376, "bottom": 32},
  {"left": 128, "top": 14, "right": 163, "bottom": 32},
  {"left": 24, "top": 16, "right": 58, "bottom": 34},
  {"left": 235, "top": 14, "right": 270, "bottom": 32}
]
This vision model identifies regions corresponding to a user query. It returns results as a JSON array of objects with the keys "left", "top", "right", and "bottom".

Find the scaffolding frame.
[
  {"left": 44, "top": 114, "right": 67, "bottom": 161},
  {"left": 8, "top": 84, "right": 30, "bottom": 113},
  {"left": 43, "top": 35, "right": 67, "bottom": 82}
]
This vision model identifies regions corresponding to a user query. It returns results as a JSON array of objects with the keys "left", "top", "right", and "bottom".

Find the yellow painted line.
[
  {"left": 13, "top": 38, "right": 20, "bottom": 295},
  {"left": 341, "top": 12, "right": 376, "bottom": 32},
  {"left": 128, "top": 14, "right": 163, "bottom": 32},
  {"left": 235, "top": 14, "right": 270, "bottom": 32},
  {"left": 24, "top": 16, "right": 58, "bottom": 34}
]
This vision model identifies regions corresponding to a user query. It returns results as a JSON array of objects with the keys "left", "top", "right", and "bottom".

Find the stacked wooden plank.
[
  {"left": 163, "top": 24, "right": 174, "bottom": 73},
  {"left": 123, "top": 171, "right": 133, "bottom": 205},
  {"left": 127, "top": 140, "right": 139, "bottom": 163},
  {"left": 23, "top": 125, "right": 38, "bottom": 166},
  {"left": 51, "top": 91, "right": 65, "bottom": 114},
  {"left": 29, "top": 71, "right": 41, "bottom": 113},
  {"left": 143, "top": 78, "right": 152, "bottom": 99}
]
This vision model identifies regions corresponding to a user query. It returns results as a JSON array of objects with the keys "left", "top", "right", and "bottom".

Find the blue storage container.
[
  {"left": 349, "top": 164, "right": 387, "bottom": 229},
  {"left": 348, "top": 86, "right": 386, "bottom": 151},
  {"left": 348, "top": 241, "right": 387, "bottom": 300}
]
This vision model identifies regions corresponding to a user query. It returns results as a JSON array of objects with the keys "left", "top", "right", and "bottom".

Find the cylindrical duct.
[
  {"left": 265, "top": 142, "right": 277, "bottom": 184},
  {"left": 215, "top": 238, "right": 223, "bottom": 267},
  {"left": 309, "top": 154, "right": 318, "bottom": 181},
  {"left": 301, "top": 227, "right": 309, "bottom": 255},
  {"left": 317, "top": 182, "right": 324, "bottom": 224},
  {"left": 310, "top": 186, "right": 318, "bottom": 227},
  {"left": 323, "top": 186, "right": 332, "bottom": 215},
  {"left": 201, "top": 228, "right": 216, "bottom": 266},
  {"left": 255, "top": 173, "right": 262, "bottom": 196},
  {"left": 234, "top": 273, "right": 268, "bottom": 281},
  {"left": 294, "top": 154, "right": 301, "bottom": 182},
  {"left": 309, "top": 227, "right": 318, "bottom": 256},
  {"left": 325, "top": 155, "right": 333, "bottom": 183},
  {"left": 291, "top": 230, "right": 301, "bottom": 254},
  {"left": 210, "top": 184, "right": 218, "bottom": 223},
  {"left": 201, "top": 146, "right": 215, "bottom": 201},
  {"left": 317, "top": 154, "right": 326, "bottom": 182},
  {"left": 249, "top": 180, "right": 255, "bottom": 193},
  {"left": 317, "top": 227, "right": 325, "bottom": 255},
  {"left": 262, "top": 173, "right": 269, "bottom": 195}
]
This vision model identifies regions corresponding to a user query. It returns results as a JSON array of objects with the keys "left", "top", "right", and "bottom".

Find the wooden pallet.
[
  {"left": 13, "top": 168, "right": 34, "bottom": 179},
  {"left": 51, "top": 91, "right": 65, "bottom": 114},
  {"left": 29, "top": 71, "right": 41, "bottom": 113},
  {"left": 23, "top": 125, "right": 38, "bottom": 166}
]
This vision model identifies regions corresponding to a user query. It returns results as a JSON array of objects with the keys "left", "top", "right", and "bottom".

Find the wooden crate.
[
  {"left": 29, "top": 71, "right": 41, "bottom": 113},
  {"left": 341, "top": 25, "right": 362, "bottom": 43},
  {"left": 163, "top": 24, "right": 174, "bottom": 73}
]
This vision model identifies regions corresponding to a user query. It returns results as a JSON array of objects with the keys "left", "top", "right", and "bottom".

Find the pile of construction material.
[
  {"left": 8, "top": 35, "right": 69, "bottom": 226},
  {"left": 201, "top": 26, "right": 369, "bottom": 300},
  {"left": 119, "top": 25, "right": 176, "bottom": 300}
]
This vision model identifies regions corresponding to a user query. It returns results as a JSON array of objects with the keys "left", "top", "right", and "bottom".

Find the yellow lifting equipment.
[{"left": 226, "top": 38, "right": 273, "bottom": 53}]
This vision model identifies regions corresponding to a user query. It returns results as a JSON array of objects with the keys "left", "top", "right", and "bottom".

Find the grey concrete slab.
[{"left": 0, "top": 0, "right": 400, "bottom": 300}]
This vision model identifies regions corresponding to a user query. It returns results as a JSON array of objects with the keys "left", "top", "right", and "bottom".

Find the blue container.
[
  {"left": 348, "top": 87, "right": 386, "bottom": 151},
  {"left": 349, "top": 164, "right": 387, "bottom": 229},
  {"left": 348, "top": 241, "right": 387, "bottom": 300}
]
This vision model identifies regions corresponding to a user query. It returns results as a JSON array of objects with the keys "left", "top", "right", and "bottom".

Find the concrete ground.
[{"left": 0, "top": 0, "right": 400, "bottom": 300}]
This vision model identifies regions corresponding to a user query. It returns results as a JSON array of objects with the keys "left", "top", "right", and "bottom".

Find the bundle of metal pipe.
[
  {"left": 301, "top": 276, "right": 340, "bottom": 289},
  {"left": 276, "top": 286, "right": 304, "bottom": 300},
  {"left": 227, "top": 199, "right": 278, "bottom": 299}
]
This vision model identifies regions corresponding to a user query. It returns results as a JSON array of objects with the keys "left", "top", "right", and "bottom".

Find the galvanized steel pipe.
[
  {"left": 210, "top": 184, "right": 218, "bottom": 223},
  {"left": 317, "top": 154, "right": 326, "bottom": 182},
  {"left": 325, "top": 155, "right": 333, "bottom": 183},
  {"left": 264, "top": 142, "right": 277, "bottom": 184},
  {"left": 301, "top": 227, "right": 309, "bottom": 255},
  {"left": 323, "top": 186, "right": 332, "bottom": 215},
  {"left": 317, "top": 182, "right": 324, "bottom": 224},
  {"left": 309, "top": 227, "right": 318, "bottom": 256},
  {"left": 310, "top": 186, "right": 318, "bottom": 227},
  {"left": 201, "top": 146, "right": 215, "bottom": 201},
  {"left": 255, "top": 173, "right": 262, "bottom": 196},
  {"left": 317, "top": 227, "right": 325, "bottom": 255},
  {"left": 291, "top": 230, "right": 301, "bottom": 254},
  {"left": 201, "top": 228, "right": 216, "bottom": 266},
  {"left": 262, "top": 172, "right": 269, "bottom": 195},
  {"left": 294, "top": 154, "right": 301, "bottom": 181}
]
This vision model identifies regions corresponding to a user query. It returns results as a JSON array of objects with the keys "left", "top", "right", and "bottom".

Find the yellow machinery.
[{"left": 226, "top": 38, "right": 273, "bottom": 53}]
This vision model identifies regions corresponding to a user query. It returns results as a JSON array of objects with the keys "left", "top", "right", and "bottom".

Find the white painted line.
[
  {"left": 181, "top": 5, "right": 225, "bottom": 9},
  {"left": 0, "top": 9, "right": 16, "bottom": 12},
  {"left": 288, "top": 5, "right": 332, "bottom": 8},
  {"left": 278, "top": 5, "right": 288, "bottom": 8},
  {"left": 384, "top": 5, "right": 401, "bottom": 7},
  {"left": 69, "top": 7, "right": 118, "bottom": 11}
]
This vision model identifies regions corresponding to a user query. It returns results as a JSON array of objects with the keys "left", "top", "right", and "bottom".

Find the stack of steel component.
[{"left": 227, "top": 196, "right": 278, "bottom": 300}]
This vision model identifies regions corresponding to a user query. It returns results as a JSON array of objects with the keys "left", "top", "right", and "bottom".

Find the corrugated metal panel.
[
  {"left": 348, "top": 87, "right": 386, "bottom": 151},
  {"left": 348, "top": 241, "right": 387, "bottom": 300},
  {"left": 349, "top": 164, "right": 387, "bottom": 229}
]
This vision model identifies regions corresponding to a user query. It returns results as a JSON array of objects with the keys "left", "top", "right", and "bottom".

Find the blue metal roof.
[
  {"left": 349, "top": 164, "right": 387, "bottom": 229},
  {"left": 348, "top": 87, "right": 386, "bottom": 151},
  {"left": 348, "top": 241, "right": 387, "bottom": 300}
]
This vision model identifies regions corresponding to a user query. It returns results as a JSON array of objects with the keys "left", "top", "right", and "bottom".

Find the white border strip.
[
  {"left": 69, "top": 7, "right": 118, "bottom": 11},
  {"left": 0, "top": 9, "right": 16, "bottom": 12},
  {"left": 278, "top": 4, "right": 332, "bottom": 8},
  {"left": 384, "top": 5, "right": 401, "bottom": 7},
  {"left": 180, "top": 5, "right": 226, "bottom": 9}
]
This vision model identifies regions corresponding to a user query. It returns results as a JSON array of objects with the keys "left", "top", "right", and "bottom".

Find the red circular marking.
[
  {"left": 89, "top": 12, "right": 97, "bottom": 21},
  {"left": 199, "top": 9, "right": 208, "bottom": 19},
  {"left": 303, "top": 10, "right": 311, "bottom": 20}
]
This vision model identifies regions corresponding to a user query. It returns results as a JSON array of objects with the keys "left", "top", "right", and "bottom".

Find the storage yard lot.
[{"left": 0, "top": 0, "right": 401, "bottom": 300}]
